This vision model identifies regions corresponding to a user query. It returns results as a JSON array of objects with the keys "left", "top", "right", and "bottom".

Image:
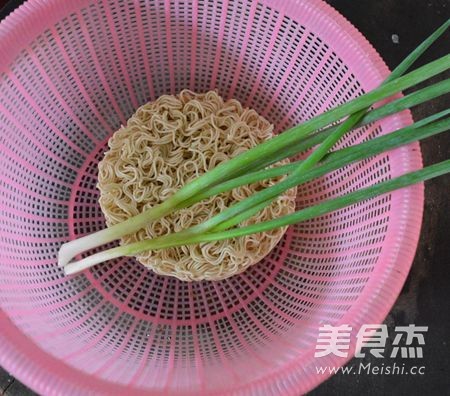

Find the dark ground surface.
[{"left": 0, "top": 0, "right": 449, "bottom": 395}]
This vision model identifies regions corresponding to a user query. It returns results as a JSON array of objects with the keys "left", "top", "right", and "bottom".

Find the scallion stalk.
[
  {"left": 59, "top": 20, "right": 450, "bottom": 273},
  {"left": 194, "top": 111, "right": 450, "bottom": 213},
  {"left": 187, "top": 18, "right": 450, "bottom": 233},
  {"left": 64, "top": 158, "right": 450, "bottom": 275},
  {"left": 63, "top": 115, "right": 450, "bottom": 274}
]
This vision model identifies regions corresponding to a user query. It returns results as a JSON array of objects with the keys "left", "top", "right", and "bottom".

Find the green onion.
[
  {"left": 257, "top": 76, "right": 450, "bottom": 170},
  {"left": 186, "top": 18, "right": 450, "bottom": 233},
  {"left": 63, "top": 115, "right": 450, "bottom": 274},
  {"left": 64, "top": 158, "right": 450, "bottom": 275},
  {"left": 177, "top": 79, "right": 450, "bottom": 213},
  {"left": 194, "top": 111, "right": 450, "bottom": 213},
  {"left": 59, "top": 20, "right": 450, "bottom": 273},
  {"left": 199, "top": 160, "right": 450, "bottom": 243}
]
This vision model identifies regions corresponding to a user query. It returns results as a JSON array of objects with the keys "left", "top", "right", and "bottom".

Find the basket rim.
[{"left": 0, "top": 0, "right": 423, "bottom": 394}]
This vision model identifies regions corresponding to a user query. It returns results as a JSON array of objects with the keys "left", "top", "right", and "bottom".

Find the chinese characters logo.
[{"left": 314, "top": 324, "right": 428, "bottom": 358}]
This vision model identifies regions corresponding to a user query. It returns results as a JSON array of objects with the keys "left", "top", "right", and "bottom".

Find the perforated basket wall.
[{"left": 0, "top": 0, "right": 423, "bottom": 394}]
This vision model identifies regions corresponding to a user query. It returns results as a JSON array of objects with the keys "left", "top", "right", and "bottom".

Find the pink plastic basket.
[{"left": 0, "top": 0, "right": 423, "bottom": 394}]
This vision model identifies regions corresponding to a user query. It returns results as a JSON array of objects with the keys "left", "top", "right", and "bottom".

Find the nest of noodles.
[{"left": 97, "top": 90, "right": 296, "bottom": 281}]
